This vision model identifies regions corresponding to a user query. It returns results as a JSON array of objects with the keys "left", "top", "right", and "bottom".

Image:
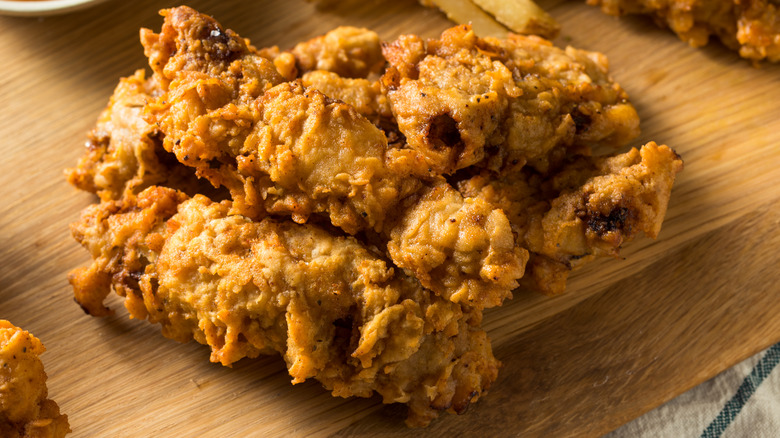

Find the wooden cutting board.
[{"left": 1, "top": 0, "right": 779, "bottom": 436}]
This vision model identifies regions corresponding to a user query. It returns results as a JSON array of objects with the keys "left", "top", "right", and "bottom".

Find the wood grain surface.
[{"left": 1, "top": 0, "right": 778, "bottom": 436}]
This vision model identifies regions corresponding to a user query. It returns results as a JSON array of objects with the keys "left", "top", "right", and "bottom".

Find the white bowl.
[{"left": 0, "top": 0, "right": 109, "bottom": 16}]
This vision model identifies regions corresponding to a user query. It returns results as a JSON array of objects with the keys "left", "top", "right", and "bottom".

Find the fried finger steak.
[
  {"left": 0, "top": 321, "right": 70, "bottom": 438},
  {"left": 140, "top": 7, "right": 527, "bottom": 309},
  {"left": 381, "top": 24, "right": 640, "bottom": 175},
  {"left": 68, "top": 187, "right": 499, "bottom": 427},
  {"left": 65, "top": 70, "right": 208, "bottom": 201},
  {"left": 66, "top": 6, "right": 685, "bottom": 428},
  {"left": 458, "top": 142, "right": 683, "bottom": 295},
  {"left": 588, "top": 0, "right": 780, "bottom": 62}
]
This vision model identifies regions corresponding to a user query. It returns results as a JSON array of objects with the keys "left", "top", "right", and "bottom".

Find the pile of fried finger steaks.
[{"left": 66, "top": 6, "right": 683, "bottom": 427}]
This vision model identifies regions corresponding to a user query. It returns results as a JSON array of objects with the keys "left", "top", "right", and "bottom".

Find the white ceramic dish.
[{"left": 0, "top": 0, "right": 109, "bottom": 16}]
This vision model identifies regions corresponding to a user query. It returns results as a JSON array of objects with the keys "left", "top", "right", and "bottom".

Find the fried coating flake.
[
  {"left": 381, "top": 24, "right": 640, "bottom": 174},
  {"left": 0, "top": 321, "right": 70, "bottom": 438},
  {"left": 458, "top": 142, "right": 683, "bottom": 295},
  {"left": 588, "top": 0, "right": 780, "bottom": 62},
  {"left": 68, "top": 187, "right": 499, "bottom": 427}
]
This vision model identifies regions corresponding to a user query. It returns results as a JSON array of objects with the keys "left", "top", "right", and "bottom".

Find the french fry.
[
  {"left": 471, "top": 0, "right": 560, "bottom": 39},
  {"left": 423, "top": 0, "right": 509, "bottom": 38}
]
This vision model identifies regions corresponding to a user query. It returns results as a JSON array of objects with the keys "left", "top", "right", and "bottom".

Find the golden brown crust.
[
  {"left": 291, "top": 26, "right": 385, "bottom": 78},
  {"left": 140, "top": 10, "right": 423, "bottom": 233},
  {"left": 458, "top": 142, "right": 683, "bottom": 295},
  {"left": 65, "top": 70, "right": 208, "bottom": 201},
  {"left": 139, "top": 9, "right": 527, "bottom": 309},
  {"left": 300, "top": 70, "right": 393, "bottom": 122},
  {"left": 389, "top": 182, "right": 529, "bottom": 307},
  {"left": 141, "top": 6, "right": 268, "bottom": 88},
  {"left": 587, "top": 0, "right": 780, "bottom": 62},
  {"left": 737, "top": 1, "right": 780, "bottom": 61},
  {"left": 69, "top": 187, "right": 499, "bottom": 427},
  {"left": 381, "top": 24, "right": 640, "bottom": 174},
  {"left": 0, "top": 321, "right": 70, "bottom": 438}
]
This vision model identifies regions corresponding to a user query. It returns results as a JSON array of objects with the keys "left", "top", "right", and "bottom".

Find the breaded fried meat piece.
[
  {"left": 66, "top": 70, "right": 206, "bottom": 201},
  {"left": 141, "top": 7, "right": 423, "bottom": 233},
  {"left": 291, "top": 26, "right": 385, "bottom": 78},
  {"left": 68, "top": 187, "right": 499, "bottom": 427},
  {"left": 0, "top": 321, "right": 70, "bottom": 438},
  {"left": 64, "top": 5, "right": 687, "bottom": 429},
  {"left": 458, "top": 142, "right": 683, "bottom": 295},
  {"left": 300, "top": 70, "right": 393, "bottom": 124},
  {"left": 389, "top": 181, "right": 528, "bottom": 307},
  {"left": 141, "top": 7, "right": 527, "bottom": 309},
  {"left": 381, "top": 24, "right": 640, "bottom": 174},
  {"left": 588, "top": 0, "right": 780, "bottom": 62}
]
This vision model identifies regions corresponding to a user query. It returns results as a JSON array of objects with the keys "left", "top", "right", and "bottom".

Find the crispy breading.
[
  {"left": 141, "top": 8, "right": 527, "bottom": 309},
  {"left": 140, "top": 6, "right": 285, "bottom": 94},
  {"left": 588, "top": 0, "right": 780, "bottom": 62},
  {"left": 261, "top": 27, "right": 385, "bottom": 82},
  {"left": 255, "top": 45, "right": 299, "bottom": 81},
  {"left": 458, "top": 142, "right": 683, "bottom": 295},
  {"left": 381, "top": 25, "right": 640, "bottom": 174},
  {"left": 389, "top": 182, "right": 528, "bottom": 307},
  {"left": 65, "top": 70, "right": 208, "bottom": 201},
  {"left": 0, "top": 321, "right": 70, "bottom": 438},
  {"left": 299, "top": 70, "right": 411, "bottom": 163},
  {"left": 291, "top": 26, "right": 385, "bottom": 78},
  {"left": 188, "top": 80, "right": 425, "bottom": 233},
  {"left": 68, "top": 187, "right": 499, "bottom": 427},
  {"left": 300, "top": 70, "right": 392, "bottom": 122},
  {"left": 141, "top": 8, "right": 423, "bottom": 233},
  {"left": 299, "top": 70, "right": 409, "bottom": 151},
  {"left": 736, "top": 1, "right": 780, "bottom": 61}
]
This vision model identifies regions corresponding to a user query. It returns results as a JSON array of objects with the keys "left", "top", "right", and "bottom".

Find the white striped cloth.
[{"left": 607, "top": 343, "right": 780, "bottom": 437}]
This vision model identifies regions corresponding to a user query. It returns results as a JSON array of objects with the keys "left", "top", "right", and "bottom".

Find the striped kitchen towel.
[{"left": 607, "top": 342, "right": 780, "bottom": 438}]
